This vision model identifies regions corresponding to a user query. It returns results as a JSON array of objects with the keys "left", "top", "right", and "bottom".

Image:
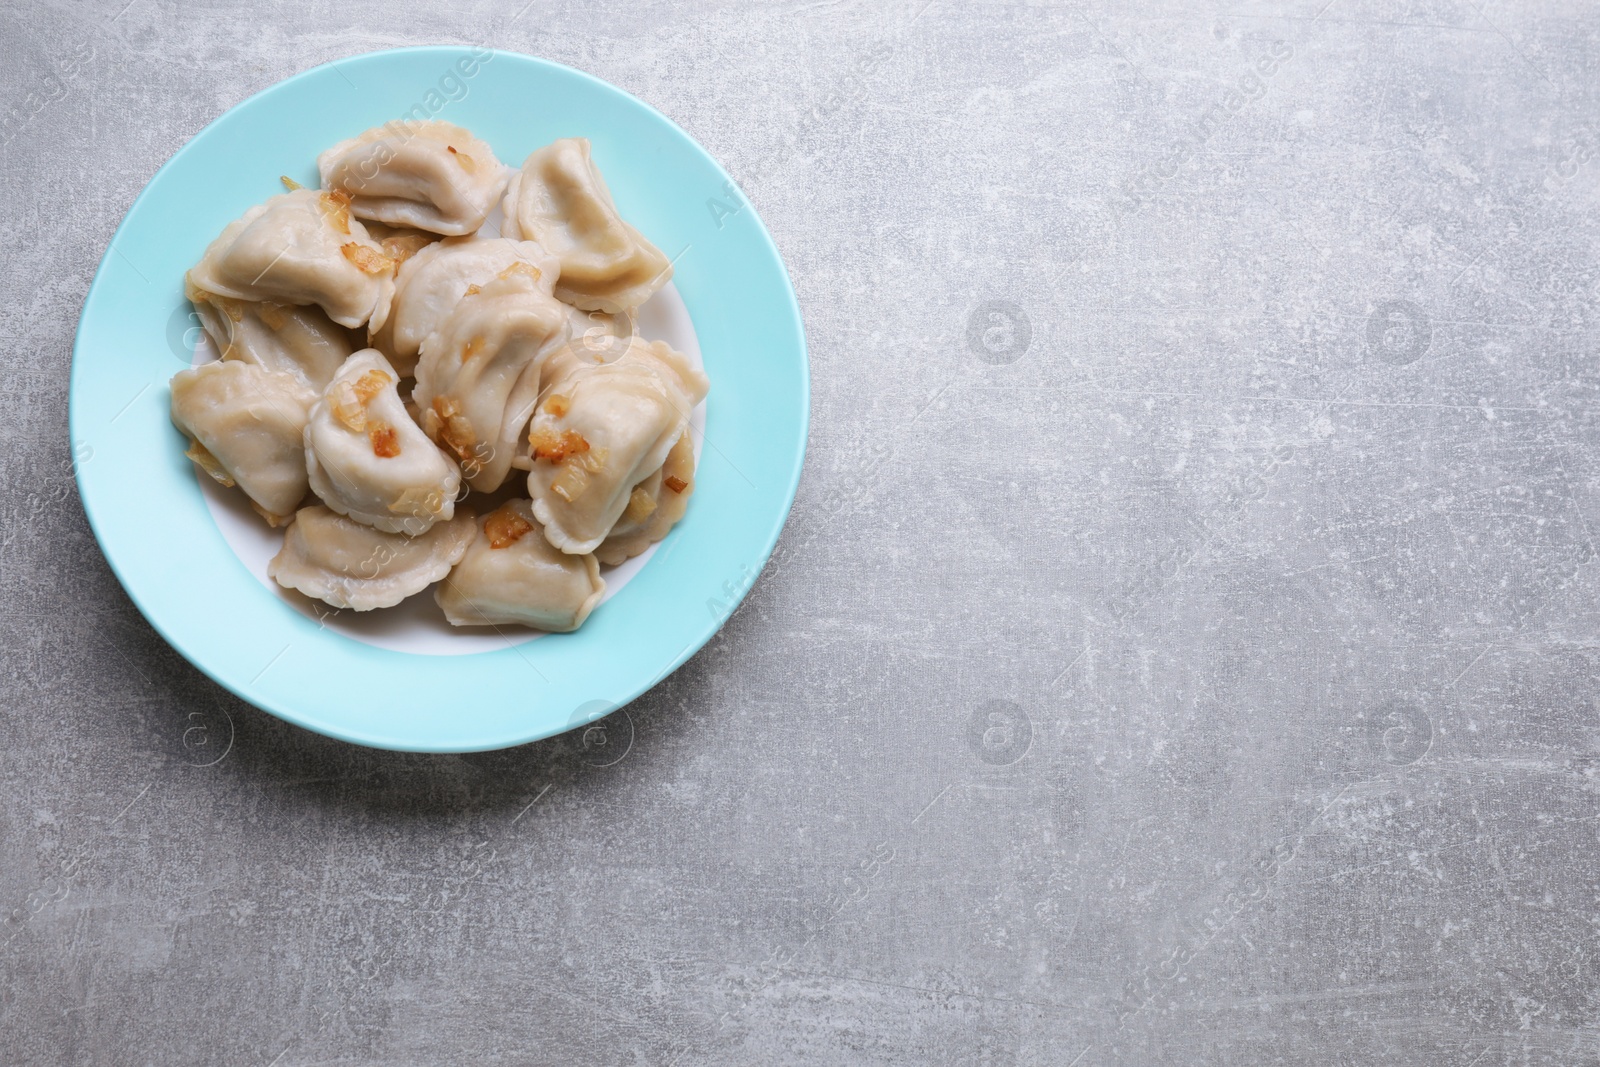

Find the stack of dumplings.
[{"left": 169, "top": 122, "right": 707, "bottom": 633}]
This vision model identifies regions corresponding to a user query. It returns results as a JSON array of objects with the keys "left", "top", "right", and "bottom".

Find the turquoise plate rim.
[{"left": 69, "top": 46, "right": 809, "bottom": 753}]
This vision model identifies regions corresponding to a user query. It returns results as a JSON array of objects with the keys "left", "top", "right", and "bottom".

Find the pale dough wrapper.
[
  {"left": 373, "top": 235, "right": 559, "bottom": 377},
  {"left": 268, "top": 505, "right": 476, "bottom": 612},
  {"left": 185, "top": 280, "right": 352, "bottom": 393},
  {"left": 189, "top": 188, "right": 396, "bottom": 331},
  {"left": 305, "top": 349, "right": 461, "bottom": 535},
  {"left": 413, "top": 268, "right": 568, "bottom": 495},
  {"left": 170, "top": 360, "right": 316, "bottom": 524},
  {"left": 435, "top": 500, "right": 604, "bottom": 631},
  {"left": 501, "top": 138, "right": 673, "bottom": 314},
  {"left": 595, "top": 431, "right": 696, "bottom": 567},
  {"left": 525, "top": 337, "right": 709, "bottom": 555},
  {"left": 317, "top": 120, "right": 510, "bottom": 237}
]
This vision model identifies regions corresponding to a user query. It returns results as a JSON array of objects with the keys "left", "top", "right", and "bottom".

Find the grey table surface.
[{"left": 4, "top": 0, "right": 1600, "bottom": 1063}]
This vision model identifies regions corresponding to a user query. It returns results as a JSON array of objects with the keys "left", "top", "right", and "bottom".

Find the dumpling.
[
  {"left": 304, "top": 349, "right": 461, "bottom": 535},
  {"left": 189, "top": 188, "right": 395, "bottom": 329},
  {"left": 186, "top": 280, "right": 351, "bottom": 392},
  {"left": 170, "top": 360, "right": 316, "bottom": 525},
  {"left": 525, "top": 338, "right": 709, "bottom": 554},
  {"left": 317, "top": 121, "right": 509, "bottom": 237},
  {"left": 412, "top": 267, "right": 568, "bottom": 494},
  {"left": 501, "top": 138, "right": 673, "bottom": 313},
  {"left": 435, "top": 500, "right": 604, "bottom": 631},
  {"left": 595, "top": 432, "right": 696, "bottom": 566},
  {"left": 268, "top": 505, "right": 476, "bottom": 611},
  {"left": 371, "top": 236, "right": 559, "bottom": 376}
]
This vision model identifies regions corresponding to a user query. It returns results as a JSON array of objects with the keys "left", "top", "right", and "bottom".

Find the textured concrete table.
[{"left": 4, "top": 1, "right": 1599, "bottom": 1063}]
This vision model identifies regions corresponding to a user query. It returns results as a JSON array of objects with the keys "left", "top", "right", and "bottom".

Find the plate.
[{"left": 70, "top": 47, "right": 809, "bottom": 752}]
